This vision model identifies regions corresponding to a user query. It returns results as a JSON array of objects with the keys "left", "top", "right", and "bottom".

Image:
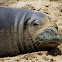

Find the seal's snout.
[
  {"left": 36, "top": 29, "right": 62, "bottom": 44},
  {"left": 35, "top": 29, "right": 62, "bottom": 50}
]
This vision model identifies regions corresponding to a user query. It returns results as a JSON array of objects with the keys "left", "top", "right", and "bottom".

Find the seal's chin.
[
  {"left": 34, "top": 35, "right": 62, "bottom": 50},
  {"left": 34, "top": 40, "right": 60, "bottom": 51}
]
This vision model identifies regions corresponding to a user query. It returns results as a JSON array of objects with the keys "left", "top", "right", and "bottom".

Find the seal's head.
[{"left": 24, "top": 12, "right": 62, "bottom": 51}]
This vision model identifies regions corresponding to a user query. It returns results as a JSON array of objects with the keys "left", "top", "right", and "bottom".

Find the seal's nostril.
[
  {"left": 45, "top": 29, "right": 54, "bottom": 34},
  {"left": 40, "top": 29, "right": 60, "bottom": 36},
  {"left": 50, "top": 29, "right": 54, "bottom": 33}
]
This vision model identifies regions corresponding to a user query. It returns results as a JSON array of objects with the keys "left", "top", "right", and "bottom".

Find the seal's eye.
[{"left": 33, "top": 23, "right": 39, "bottom": 26}]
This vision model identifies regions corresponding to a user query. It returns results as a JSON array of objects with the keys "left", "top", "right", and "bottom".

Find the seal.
[{"left": 0, "top": 7, "right": 62, "bottom": 57}]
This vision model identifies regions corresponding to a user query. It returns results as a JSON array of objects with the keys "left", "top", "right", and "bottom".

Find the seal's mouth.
[
  {"left": 35, "top": 29, "right": 62, "bottom": 50},
  {"left": 34, "top": 35, "right": 62, "bottom": 50}
]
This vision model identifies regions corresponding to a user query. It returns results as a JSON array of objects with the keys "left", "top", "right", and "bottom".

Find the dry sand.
[{"left": 0, "top": 0, "right": 62, "bottom": 62}]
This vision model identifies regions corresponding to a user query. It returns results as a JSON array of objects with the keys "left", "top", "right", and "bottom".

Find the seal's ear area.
[
  {"left": 46, "top": 16, "right": 58, "bottom": 31},
  {"left": 54, "top": 23, "right": 58, "bottom": 31},
  {"left": 48, "top": 16, "right": 51, "bottom": 20}
]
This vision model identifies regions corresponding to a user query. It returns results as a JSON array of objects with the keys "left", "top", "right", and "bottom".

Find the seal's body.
[{"left": 0, "top": 7, "right": 62, "bottom": 57}]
